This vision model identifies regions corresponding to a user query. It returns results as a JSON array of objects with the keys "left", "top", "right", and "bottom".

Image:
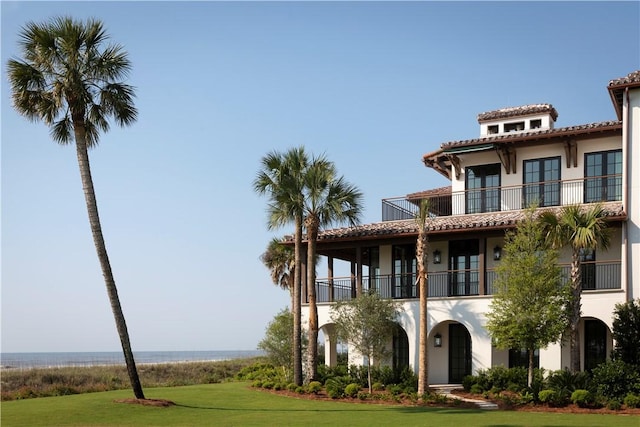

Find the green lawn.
[{"left": 1, "top": 382, "right": 637, "bottom": 427}]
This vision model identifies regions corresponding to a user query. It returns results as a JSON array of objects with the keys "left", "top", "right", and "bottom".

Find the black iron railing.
[
  {"left": 312, "top": 261, "right": 622, "bottom": 303},
  {"left": 382, "top": 175, "right": 622, "bottom": 221}
]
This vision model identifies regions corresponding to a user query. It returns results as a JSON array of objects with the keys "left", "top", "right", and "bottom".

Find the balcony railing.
[
  {"left": 312, "top": 261, "right": 621, "bottom": 303},
  {"left": 382, "top": 175, "right": 622, "bottom": 221}
]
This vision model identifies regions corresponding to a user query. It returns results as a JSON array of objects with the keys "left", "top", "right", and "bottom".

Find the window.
[
  {"left": 580, "top": 248, "right": 596, "bottom": 290},
  {"left": 466, "top": 164, "right": 501, "bottom": 214},
  {"left": 530, "top": 119, "right": 542, "bottom": 129},
  {"left": 504, "top": 121, "right": 525, "bottom": 132},
  {"left": 523, "top": 157, "right": 561, "bottom": 207},
  {"left": 509, "top": 348, "right": 539, "bottom": 369},
  {"left": 487, "top": 125, "right": 499, "bottom": 134},
  {"left": 393, "top": 245, "right": 416, "bottom": 298},
  {"left": 584, "top": 150, "right": 622, "bottom": 203},
  {"left": 448, "top": 240, "right": 479, "bottom": 296}
]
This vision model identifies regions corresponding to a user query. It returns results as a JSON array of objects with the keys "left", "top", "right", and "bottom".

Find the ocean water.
[{"left": 0, "top": 350, "right": 264, "bottom": 370}]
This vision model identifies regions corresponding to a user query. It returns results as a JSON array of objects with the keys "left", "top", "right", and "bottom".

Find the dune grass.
[{"left": 2, "top": 382, "right": 638, "bottom": 427}]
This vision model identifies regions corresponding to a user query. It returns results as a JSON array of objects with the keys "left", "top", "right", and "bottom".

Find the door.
[
  {"left": 449, "top": 240, "right": 479, "bottom": 296},
  {"left": 449, "top": 323, "right": 471, "bottom": 383},
  {"left": 584, "top": 319, "right": 607, "bottom": 371}
]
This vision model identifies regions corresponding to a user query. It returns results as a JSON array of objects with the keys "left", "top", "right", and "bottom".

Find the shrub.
[
  {"left": 591, "top": 359, "right": 640, "bottom": 400},
  {"left": 607, "top": 399, "right": 622, "bottom": 410},
  {"left": 344, "top": 383, "right": 360, "bottom": 398},
  {"left": 570, "top": 389, "right": 593, "bottom": 408},
  {"left": 357, "top": 391, "right": 369, "bottom": 400},
  {"left": 286, "top": 383, "right": 297, "bottom": 392},
  {"left": 548, "top": 369, "right": 592, "bottom": 394},
  {"left": 462, "top": 374, "right": 477, "bottom": 392},
  {"left": 387, "top": 384, "right": 403, "bottom": 396},
  {"left": 470, "top": 384, "right": 484, "bottom": 395},
  {"left": 623, "top": 393, "right": 640, "bottom": 408},
  {"left": 295, "top": 386, "right": 305, "bottom": 394},
  {"left": 261, "top": 381, "right": 275, "bottom": 390},
  {"left": 252, "top": 380, "right": 263, "bottom": 388},
  {"left": 307, "top": 381, "right": 322, "bottom": 394},
  {"left": 325, "top": 378, "right": 347, "bottom": 399},
  {"left": 538, "top": 389, "right": 567, "bottom": 407},
  {"left": 372, "top": 382, "right": 384, "bottom": 392}
]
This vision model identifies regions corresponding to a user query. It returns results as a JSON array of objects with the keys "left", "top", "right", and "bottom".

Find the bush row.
[{"left": 462, "top": 360, "right": 640, "bottom": 410}]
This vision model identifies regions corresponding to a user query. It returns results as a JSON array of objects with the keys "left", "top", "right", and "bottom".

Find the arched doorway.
[
  {"left": 449, "top": 323, "right": 471, "bottom": 383},
  {"left": 584, "top": 318, "right": 608, "bottom": 371},
  {"left": 392, "top": 323, "right": 409, "bottom": 371}
]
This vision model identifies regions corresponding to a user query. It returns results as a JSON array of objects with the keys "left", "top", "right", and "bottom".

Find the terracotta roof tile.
[
  {"left": 477, "top": 104, "right": 558, "bottom": 122},
  {"left": 406, "top": 186, "right": 451, "bottom": 200},
  {"left": 608, "top": 70, "right": 640, "bottom": 87},
  {"left": 313, "top": 202, "right": 625, "bottom": 242},
  {"left": 439, "top": 120, "right": 621, "bottom": 150}
]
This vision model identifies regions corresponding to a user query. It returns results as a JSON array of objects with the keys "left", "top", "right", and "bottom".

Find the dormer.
[{"left": 478, "top": 104, "right": 558, "bottom": 137}]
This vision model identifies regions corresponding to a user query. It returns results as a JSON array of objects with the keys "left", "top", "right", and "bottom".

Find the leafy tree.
[
  {"left": 260, "top": 238, "right": 295, "bottom": 311},
  {"left": 415, "top": 200, "right": 430, "bottom": 395},
  {"left": 612, "top": 299, "right": 640, "bottom": 366},
  {"left": 330, "top": 291, "right": 402, "bottom": 393},
  {"left": 540, "top": 204, "right": 611, "bottom": 372},
  {"left": 258, "top": 308, "right": 308, "bottom": 381},
  {"left": 302, "top": 155, "right": 362, "bottom": 382},
  {"left": 254, "top": 147, "right": 308, "bottom": 385},
  {"left": 487, "top": 208, "right": 569, "bottom": 386},
  {"left": 7, "top": 17, "right": 143, "bottom": 398}
]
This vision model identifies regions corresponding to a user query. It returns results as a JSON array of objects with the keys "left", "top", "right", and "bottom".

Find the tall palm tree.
[
  {"left": 302, "top": 155, "right": 363, "bottom": 382},
  {"left": 540, "top": 204, "right": 611, "bottom": 372},
  {"left": 7, "top": 17, "right": 144, "bottom": 399},
  {"left": 415, "top": 200, "right": 430, "bottom": 396},
  {"left": 254, "top": 147, "right": 308, "bottom": 386},
  {"left": 260, "top": 238, "right": 295, "bottom": 311}
]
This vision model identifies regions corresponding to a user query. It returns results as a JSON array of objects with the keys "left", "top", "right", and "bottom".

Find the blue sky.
[{"left": 2, "top": 1, "right": 638, "bottom": 352}]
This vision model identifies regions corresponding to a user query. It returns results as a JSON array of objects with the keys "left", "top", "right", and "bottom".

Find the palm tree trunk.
[
  {"left": 569, "top": 251, "right": 582, "bottom": 373},
  {"left": 306, "top": 219, "right": 319, "bottom": 382},
  {"left": 293, "top": 215, "right": 303, "bottom": 386},
  {"left": 74, "top": 131, "right": 145, "bottom": 399},
  {"left": 417, "top": 232, "right": 428, "bottom": 396}
]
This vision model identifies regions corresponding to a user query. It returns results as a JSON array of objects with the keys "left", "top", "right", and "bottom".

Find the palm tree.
[
  {"left": 260, "top": 238, "right": 295, "bottom": 311},
  {"left": 7, "top": 17, "right": 144, "bottom": 399},
  {"left": 254, "top": 147, "right": 308, "bottom": 386},
  {"left": 540, "top": 204, "right": 611, "bottom": 372},
  {"left": 302, "top": 155, "right": 362, "bottom": 382},
  {"left": 415, "top": 200, "right": 430, "bottom": 396}
]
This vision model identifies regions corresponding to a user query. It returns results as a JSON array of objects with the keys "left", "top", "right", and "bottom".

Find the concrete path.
[{"left": 431, "top": 384, "right": 499, "bottom": 410}]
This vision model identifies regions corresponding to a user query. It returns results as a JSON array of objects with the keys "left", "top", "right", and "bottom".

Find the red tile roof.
[
  {"left": 310, "top": 202, "right": 625, "bottom": 242},
  {"left": 477, "top": 104, "right": 558, "bottom": 122}
]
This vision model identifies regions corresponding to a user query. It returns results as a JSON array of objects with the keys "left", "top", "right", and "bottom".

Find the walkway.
[{"left": 431, "top": 384, "right": 499, "bottom": 410}]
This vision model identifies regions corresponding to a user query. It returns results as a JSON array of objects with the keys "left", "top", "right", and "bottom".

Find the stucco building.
[{"left": 299, "top": 70, "right": 640, "bottom": 384}]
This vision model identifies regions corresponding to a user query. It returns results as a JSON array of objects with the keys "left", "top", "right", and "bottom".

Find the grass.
[
  {"left": 2, "top": 382, "right": 638, "bottom": 427},
  {"left": 1, "top": 358, "right": 262, "bottom": 400}
]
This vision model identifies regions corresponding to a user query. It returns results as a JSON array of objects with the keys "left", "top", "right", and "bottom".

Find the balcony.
[
  {"left": 311, "top": 261, "right": 621, "bottom": 303},
  {"left": 382, "top": 175, "right": 622, "bottom": 221}
]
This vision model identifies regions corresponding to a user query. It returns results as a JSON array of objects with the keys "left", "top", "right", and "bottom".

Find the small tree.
[
  {"left": 330, "top": 291, "right": 402, "bottom": 393},
  {"left": 258, "top": 308, "right": 307, "bottom": 380},
  {"left": 486, "top": 208, "right": 569, "bottom": 387},
  {"left": 612, "top": 299, "right": 640, "bottom": 366}
]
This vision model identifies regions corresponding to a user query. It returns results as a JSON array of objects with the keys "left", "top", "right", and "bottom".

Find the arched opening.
[
  {"left": 449, "top": 323, "right": 472, "bottom": 383},
  {"left": 584, "top": 318, "right": 608, "bottom": 371},
  {"left": 392, "top": 323, "right": 409, "bottom": 371}
]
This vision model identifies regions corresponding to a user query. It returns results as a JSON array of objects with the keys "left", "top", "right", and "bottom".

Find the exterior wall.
[
  {"left": 449, "top": 135, "right": 622, "bottom": 215},
  {"left": 626, "top": 87, "right": 640, "bottom": 299}
]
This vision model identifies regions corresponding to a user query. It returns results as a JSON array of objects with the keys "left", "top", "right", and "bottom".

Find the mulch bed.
[{"left": 114, "top": 398, "right": 176, "bottom": 407}]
